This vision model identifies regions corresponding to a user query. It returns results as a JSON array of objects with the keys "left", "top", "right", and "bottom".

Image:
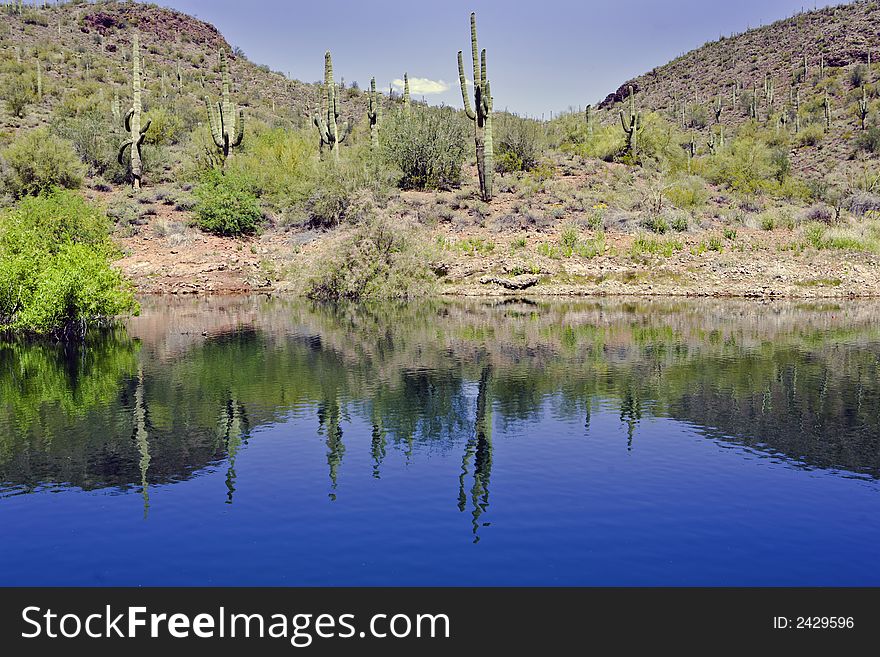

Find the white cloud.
[{"left": 391, "top": 77, "right": 450, "bottom": 95}]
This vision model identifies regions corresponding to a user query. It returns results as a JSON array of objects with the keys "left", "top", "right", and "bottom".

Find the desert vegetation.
[{"left": 2, "top": 1, "right": 880, "bottom": 331}]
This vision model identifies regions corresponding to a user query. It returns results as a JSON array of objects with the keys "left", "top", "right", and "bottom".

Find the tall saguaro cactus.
[
  {"left": 367, "top": 76, "right": 381, "bottom": 150},
  {"left": 403, "top": 72, "right": 411, "bottom": 110},
  {"left": 458, "top": 12, "right": 494, "bottom": 203},
  {"left": 858, "top": 86, "right": 869, "bottom": 130},
  {"left": 118, "top": 33, "right": 151, "bottom": 190},
  {"left": 619, "top": 86, "right": 641, "bottom": 158},
  {"left": 205, "top": 50, "right": 245, "bottom": 163},
  {"left": 312, "top": 51, "right": 349, "bottom": 161},
  {"left": 824, "top": 91, "right": 832, "bottom": 128}
]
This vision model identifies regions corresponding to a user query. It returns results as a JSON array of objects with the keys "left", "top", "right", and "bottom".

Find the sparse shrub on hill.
[
  {"left": 494, "top": 114, "right": 547, "bottom": 173},
  {"left": 0, "top": 129, "right": 84, "bottom": 198},
  {"left": 305, "top": 217, "right": 437, "bottom": 301},
  {"left": 225, "top": 125, "right": 315, "bottom": 205},
  {"left": 51, "top": 110, "right": 117, "bottom": 176},
  {"left": 796, "top": 123, "right": 824, "bottom": 147},
  {"left": 381, "top": 105, "right": 468, "bottom": 190},
  {"left": 1, "top": 69, "right": 35, "bottom": 118},
  {"left": 193, "top": 169, "right": 261, "bottom": 236},
  {"left": 857, "top": 126, "right": 880, "bottom": 153},
  {"left": 0, "top": 190, "right": 138, "bottom": 334}
]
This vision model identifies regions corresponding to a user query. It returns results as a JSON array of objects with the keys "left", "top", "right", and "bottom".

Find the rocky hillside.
[
  {"left": 0, "top": 0, "right": 368, "bottom": 136},
  {"left": 597, "top": 0, "right": 880, "bottom": 178}
]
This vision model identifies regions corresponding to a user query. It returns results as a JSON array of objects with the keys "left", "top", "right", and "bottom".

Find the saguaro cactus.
[
  {"left": 858, "top": 86, "right": 869, "bottom": 130},
  {"left": 585, "top": 104, "right": 593, "bottom": 136},
  {"left": 312, "top": 51, "right": 348, "bottom": 161},
  {"left": 824, "top": 91, "right": 832, "bottom": 128},
  {"left": 205, "top": 50, "right": 245, "bottom": 163},
  {"left": 403, "top": 72, "right": 410, "bottom": 110},
  {"left": 619, "top": 85, "right": 641, "bottom": 158},
  {"left": 458, "top": 12, "right": 494, "bottom": 203},
  {"left": 35, "top": 59, "right": 42, "bottom": 101},
  {"left": 713, "top": 93, "right": 723, "bottom": 123},
  {"left": 118, "top": 33, "right": 151, "bottom": 190},
  {"left": 367, "top": 76, "right": 381, "bottom": 150}
]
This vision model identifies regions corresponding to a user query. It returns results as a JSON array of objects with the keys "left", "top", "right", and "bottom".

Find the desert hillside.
[{"left": 1, "top": 0, "right": 880, "bottom": 320}]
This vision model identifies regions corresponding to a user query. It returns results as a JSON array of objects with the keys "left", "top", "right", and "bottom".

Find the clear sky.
[{"left": 157, "top": 0, "right": 841, "bottom": 116}]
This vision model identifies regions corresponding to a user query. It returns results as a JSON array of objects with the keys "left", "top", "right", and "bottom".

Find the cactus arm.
[
  {"left": 620, "top": 110, "right": 630, "bottom": 133},
  {"left": 118, "top": 140, "right": 133, "bottom": 166},
  {"left": 337, "top": 120, "right": 350, "bottom": 144},
  {"left": 204, "top": 97, "right": 224, "bottom": 147},
  {"left": 458, "top": 51, "right": 476, "bottom": 120},
  {"left": 140, "top": 119, "right": 152, "bottom": 136},
  {"left": 233, "top": 110, "right": 244, "bottom": 147},
  {"left": 470, "top": 12, "right": 480, "bottom": 89},
  {"left": 124, "top": 108, "right": 134, "bottom": 133}
]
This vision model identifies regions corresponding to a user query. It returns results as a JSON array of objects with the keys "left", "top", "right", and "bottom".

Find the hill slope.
[
  {"left": 597, "top": 0, "right": 880, "bottom": 178},
  {"left": 0, "top": 0, "right": 367, "bottom": 137}
]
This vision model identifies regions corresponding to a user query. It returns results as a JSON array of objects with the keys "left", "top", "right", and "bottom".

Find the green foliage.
[
  {"left": 225, "top": 125, "right": 316, "bottom": 205},
  {"left": 856, "top": 126, "right": 880, "bottom": 153},
  {"left": 51, "top": 109, "right": 117, "bottom": 176},
  {"left": 1, "top": 128, "right": 84, "bottom": 198},
  {"left": 1, "top": 69, "right": 35, "bottom": 118},
  {"left": 193, "top": 169, "right": 262, "bottom": 236},
  {"left": 630, "top": 235, "right": 683, "bottom": 258},
  {"left": 699, "top": 129, "right": 804, "bottom": 198},
  {"left": 796, "top": 123, "right": 825, "bottom": 147},
  {"left": 381, "top": 106, "right": 469, "bottom": 190},
  {"left": 494, "top": 113, "right": 546, "bottom": 172},
  {"left": 143, "top": 107, "right": 184, "bottom": 146},
  {"left": 306, "top": 217, "right": 437, "bottom": 300},
  {"left": 0, "top": 191, "right": 138, "bottom": 334},
  {"left": 664, "top": 176, "right": 708, "bottom": 208}
]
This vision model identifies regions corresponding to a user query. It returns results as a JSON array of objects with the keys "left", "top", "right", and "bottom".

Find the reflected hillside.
[{"left": 1, "top": 297, "right": 879, "bottom": 500}]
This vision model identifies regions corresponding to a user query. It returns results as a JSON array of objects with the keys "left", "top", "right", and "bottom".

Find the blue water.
[{"left": 1, "top": 297, "right": 878, "bottom": 585}]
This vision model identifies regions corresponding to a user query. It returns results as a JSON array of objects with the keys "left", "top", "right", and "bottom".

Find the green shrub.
[
  {"left": 226, "top": 125, "right": 316, "bottom": 204},
  {"left": 857, "top": 126, "right": 880, "bottom": 154},
  {"left": 1, "top": 71, "right": 35, "bottom": 118},
  {"left": 665, "top": 176, "right": 708, "bottom": 208},
  {"left": 796, "top": 123, "right": 824, "bottom": 147},
  {"left": 51, "top": 110, "right": 117, "bottom": 175},
  {"left": 494, "top": 113, "right": 546, "bottom": 172},
  {"left": 306, "top": 217, "right": 436, "bottom": 300},
  {"left": 143, "top": 107, "right": 185, "bottom": 146},
  {"left": 0, "top": 191, "right": 138, "bottom": 334},
  {"left": 1, "top": 128, "right": 84, "bottom": 198},
  {"left": 193, "top": 170, "right": 262, "bottom": 236},
  {"left": 381, "top": 105, "right": 468, "bottom": 189}
]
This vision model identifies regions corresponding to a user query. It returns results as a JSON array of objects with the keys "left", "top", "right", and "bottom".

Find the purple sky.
[{"left": 157, "top": 0, "right": 839, "bottom": 116}]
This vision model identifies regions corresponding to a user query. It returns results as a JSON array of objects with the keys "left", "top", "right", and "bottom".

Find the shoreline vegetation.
[{"left": 2, "top": 2, "right": 880, "bottom": 332}]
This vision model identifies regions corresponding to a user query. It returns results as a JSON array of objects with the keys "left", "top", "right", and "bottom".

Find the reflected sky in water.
[{"left": 0, "top": 297, "right": 878, "bottom": 585}]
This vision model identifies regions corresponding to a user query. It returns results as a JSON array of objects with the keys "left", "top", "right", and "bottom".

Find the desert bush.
[
  {"left": 193, "top": 169, "right": 262, "bottom": 236},
  {"left": 226, "top": 125, "right": 316, "bottom": 204},
  {"left": 856, "top": 126, "right": 880, "bottom": 153},
  {"left": 850, "top": 64, "right": 867, "bottom": 88},
  {"left": 494, "top": 113, "right": 546, "bottom": 172},
  {"left": 0, "top": 190, "right": 138, "bottom": 334},
  {"left": 143, "top": 106, "right": 184, "bottom": 146},
  {"left": 664, "top": 175, "right": 708, "bottom": 208},
  {"left": 51, "top": 110, "right": 117, "bottom": 175},
  {"left": 1, "top": 129, "right": 84, "bottom": 198},
  {"left": 796, "top": 123, "right": 824, "bottom": 147},
  {"left": 381, "top": 105, "right": 468, "bottom": 189},
  {"left": 701, "top": 134, "right": 786, "bottom": 195},
  {"left": 306, "top": 217, "right": 436, "bottom": 300},
  {"left": 2, "top": 70, "right": 36, "bottom": 118}
]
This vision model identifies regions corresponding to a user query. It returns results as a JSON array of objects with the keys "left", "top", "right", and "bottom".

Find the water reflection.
[{"left": 2, "top": 297, "right": 880, "bottom": 537}]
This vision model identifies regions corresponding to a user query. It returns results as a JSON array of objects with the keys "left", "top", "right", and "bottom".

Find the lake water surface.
[{"left": 1, "top": 297, "right": 878, "bottom": 586}]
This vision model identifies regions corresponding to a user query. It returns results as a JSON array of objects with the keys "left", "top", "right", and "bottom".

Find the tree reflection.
[{"left": 458, "top": 365, "right": 493, "bottom": 543}]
